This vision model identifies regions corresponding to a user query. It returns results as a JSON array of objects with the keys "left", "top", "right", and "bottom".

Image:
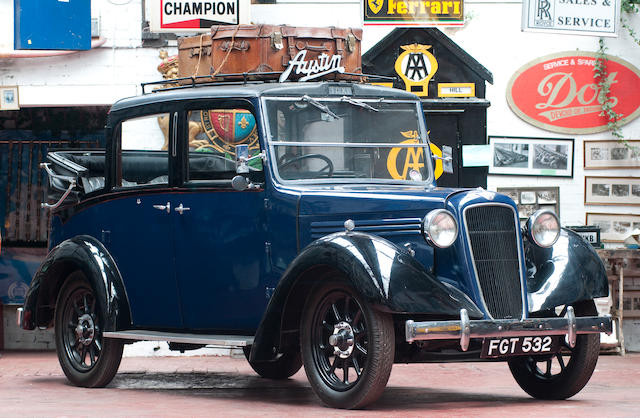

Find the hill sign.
[{"left": 506, "top": 52, "right": 640, "bottom": 134}]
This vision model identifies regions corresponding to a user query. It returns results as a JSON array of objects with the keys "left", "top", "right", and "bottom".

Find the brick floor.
[{"left": 0, "top": 350, "right": 638, "bottom": 416}]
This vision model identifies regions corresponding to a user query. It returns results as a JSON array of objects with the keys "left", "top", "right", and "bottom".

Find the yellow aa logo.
[
  {"left": 387, "top": 131, "right": 444, "bottom": 180},
  {"left": 368, "top": 0, "right": 383, "bottom": 14}
]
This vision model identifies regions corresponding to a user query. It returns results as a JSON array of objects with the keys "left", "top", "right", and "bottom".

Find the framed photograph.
[
  {"left": 497, "top": 187, "right": 560, "bottom": 219},
  {"left": 585, "top": 177, "right": 640, "bottom": 205},
  {"left": 584, "top": 140, "right": 640, "bottom": 169},
  {"left": 585, "top": 213, "right": 640, "bottom": 242},
  {"left": 0, "top": 86, "right": 20, "bottom": 110},
  {"left": 489, "top": 136, "right": 574, "bottom": 177}
]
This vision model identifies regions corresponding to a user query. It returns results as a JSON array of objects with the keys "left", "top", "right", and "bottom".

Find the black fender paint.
[
  {"left": 250, "top": 231, "right": 483, "bottom": 362},
  {"left": 525, "top": 228, "right": 609, "bottom": 313},
  {"left": 21, "top": 235, "right": 131, "bottom": 332}
]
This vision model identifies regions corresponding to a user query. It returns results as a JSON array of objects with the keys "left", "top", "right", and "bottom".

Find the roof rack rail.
[{"left": 140, "top": 72, "right": 397, "bottom": 95}]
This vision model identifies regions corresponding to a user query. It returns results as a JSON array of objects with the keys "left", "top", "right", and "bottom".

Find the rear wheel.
[
  {"left": 55, "top": 272, "right": 123, "bottom": 387},
  {"left": 508, "top": 300, "right": 600, "bottom": 399},
  {"left": 242, "top": 346, "right": 302, "bottom": 379},
  {"left": 301, "top": 282, "right": 394, "bottom": 409}
]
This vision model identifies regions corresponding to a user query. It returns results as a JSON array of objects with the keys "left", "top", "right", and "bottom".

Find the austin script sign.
[{"left": 506, "top": 52, "right": 640, "bottom": 134}]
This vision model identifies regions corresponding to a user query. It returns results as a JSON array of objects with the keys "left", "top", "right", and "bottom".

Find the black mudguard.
[
  {"left": 525, "top": 228, "right": 609, "bottom": 313},
  {"left": 250, "top": 231, "right": 482, "bottom": 362},
  {"left": 21, "top": 235, "right": 131, "bottom": 331}
]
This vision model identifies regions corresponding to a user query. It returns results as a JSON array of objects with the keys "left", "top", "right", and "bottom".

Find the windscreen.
[{"left": 264, "top": 98, "right": 433, "bottom": 183}]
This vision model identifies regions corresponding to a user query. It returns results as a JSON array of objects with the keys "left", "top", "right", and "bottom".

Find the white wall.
[{"left": 0, "top": 0, "right": 176, "bottom": 104}]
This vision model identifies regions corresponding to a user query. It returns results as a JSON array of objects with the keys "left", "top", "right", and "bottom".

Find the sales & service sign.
[
  {"left": 506, "top": 52, "right": 640, "bottom": 134},
  {"left": 522, "top": 0, "right": 619, "bottom": 36},
  {"left": 364, "top": 0, "right": 464, "bottom": 26}
]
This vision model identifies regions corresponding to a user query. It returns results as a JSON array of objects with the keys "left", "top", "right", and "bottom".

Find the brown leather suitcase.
[{"left": 177, "top": 25, "right": 362, "bottom": 81}]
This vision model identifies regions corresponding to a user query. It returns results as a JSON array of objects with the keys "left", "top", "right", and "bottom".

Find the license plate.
[{"left": 480, "top": 336, "right": 561, "bottom": 358}]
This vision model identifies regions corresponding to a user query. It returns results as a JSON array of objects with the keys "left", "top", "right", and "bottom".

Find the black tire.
[
  {"left": 242, "top": 346, "right": 302, "bottom": 379},
  {"left": 54, "top": 272, "right": 124, "bottom": 388},
  {"left": 508, "top": 300, "right": 600, "bottom": 400},
  {"left": 301, "top": 282, "right": 394, "bottom": 409}
]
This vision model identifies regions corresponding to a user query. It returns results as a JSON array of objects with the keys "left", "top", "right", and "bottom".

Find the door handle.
[
  {"left": 174, "top": 203, "right": 190, "bottom": 215},
  {"left": 153, "top": 202, "right": 171, "bottom": 213}
]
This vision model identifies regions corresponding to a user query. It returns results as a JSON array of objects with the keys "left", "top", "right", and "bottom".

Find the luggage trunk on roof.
[{"left": 177, "top": 24, "right": 362, "bottom": 80}]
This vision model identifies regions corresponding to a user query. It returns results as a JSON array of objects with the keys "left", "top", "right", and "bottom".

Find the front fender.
[
  {"left": 21, "top": 235, "right": 131, "bottom": 331},
  {"left": 250, "top": 231, "right": 482, "bottom": 361},
  {"left": 526, "top": 228, "right": 608, "bottom": 313}
]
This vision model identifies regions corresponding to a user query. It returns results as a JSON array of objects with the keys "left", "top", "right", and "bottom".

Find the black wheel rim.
[
  {"left": 310, "top": 289, "right": 368, "bottom": 391},
  {"left": 523, "top": 305, "right": 574, "bottom": 380},
  {"left": 62, "top": 286, "right": 102, "bottom": 372}
]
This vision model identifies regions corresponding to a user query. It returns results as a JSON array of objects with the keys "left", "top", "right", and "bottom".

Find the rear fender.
[
  {"left": 21, "top": 235, "right": 131, "bottom": 331},
  {"left": 526, "top": 228, "right": 608, "bottom": 313},
  {"left": 249, "top": 231, "right": 482, "bottom": 361}
]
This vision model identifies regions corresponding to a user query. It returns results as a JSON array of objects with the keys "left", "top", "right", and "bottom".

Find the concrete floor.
[{"left": 0, "top": 350, "right": 638, "bottom": 417}]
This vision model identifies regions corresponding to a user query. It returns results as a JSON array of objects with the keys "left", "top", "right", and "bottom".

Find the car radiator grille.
[{"left": 465, "top": 205, "right": 523, "bottom": 319}]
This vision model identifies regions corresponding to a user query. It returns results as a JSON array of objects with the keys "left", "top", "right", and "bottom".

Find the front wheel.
[
  {"left": 508, "top": 300, "right": 601, "bottom": 399},
  {"left": 301, "top": 282, "right": 394, "bottom": 409},
  {"left": 55, "top": 272, "right": 123, "bottom": 387}
]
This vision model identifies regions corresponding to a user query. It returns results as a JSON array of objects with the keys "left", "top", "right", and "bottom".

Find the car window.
[
  {"left": 117, "top": 113, "right": 170, "bottom": 188},
  {"left": 185, "top": 108, "right": 262, "bottom": 182}
]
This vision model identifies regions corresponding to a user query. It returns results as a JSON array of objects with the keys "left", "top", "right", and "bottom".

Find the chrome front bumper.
[{"left": 405, "top": 307, "right": 613, "bottom": 351}]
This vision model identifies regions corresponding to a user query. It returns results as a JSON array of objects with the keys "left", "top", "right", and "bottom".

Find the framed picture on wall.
[
  {"left": 497, "top": 187, "right": 560, "bottom": 219},
  {"left": 0, "top": 86, "right": 19, "bottom": 111},
  {"left": 585, "top": 177, "right": 640, "bottom": 205},
  {"left": 584, "top": 140, "right": 640, "bottom": 169},
  {"left": 585, "top": 213, "right": 640, "bottom": 242},
  {"left": 489, "top": 136, "right": 574, "bottom": 177}
]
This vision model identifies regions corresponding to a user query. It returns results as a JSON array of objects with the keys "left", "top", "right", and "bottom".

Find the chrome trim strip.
[
  {"left": 462, "top": 202, "right": 527, "bottom": 320},
  {"left": 405, "top": 311, "right": 613, "bottom": 351},
  {"left": 16, "top": 307, "right": 23, "bottom": 328},
  {"left": 104, "top": 330, "right": 254, "bottom": 347}
]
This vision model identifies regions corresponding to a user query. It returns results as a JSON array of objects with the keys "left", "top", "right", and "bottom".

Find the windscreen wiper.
[
  {"left": 341, "top": 96, "right": 379, "bottom": 112},
  {"left": 302, "top": 95, "right": 340, "bottom": 119}
]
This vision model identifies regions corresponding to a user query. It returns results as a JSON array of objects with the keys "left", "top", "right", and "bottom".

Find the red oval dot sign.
[{"left": 506, "top": 52, "right": 640, "bottom": 134}]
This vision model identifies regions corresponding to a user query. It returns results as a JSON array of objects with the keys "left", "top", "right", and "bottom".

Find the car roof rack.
[{"left": 140, "top": 72, "right": 397, "bottom": 95}]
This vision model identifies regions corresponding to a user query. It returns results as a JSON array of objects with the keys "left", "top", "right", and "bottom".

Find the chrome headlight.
[
  {"left": 527, "top": 209, "right": 560, "bottom": 248},
  {"left": 422, "top": 209, "right": 458, "bottom": 248}
]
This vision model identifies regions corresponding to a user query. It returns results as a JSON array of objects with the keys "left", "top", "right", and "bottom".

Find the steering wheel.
[{"left": 279, "top": 154, "right": 334, "bottom": 177}]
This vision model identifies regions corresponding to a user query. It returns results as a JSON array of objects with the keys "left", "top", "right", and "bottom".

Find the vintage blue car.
[{"left": 19, "top": 80, "right": 611, "bottom": 409}]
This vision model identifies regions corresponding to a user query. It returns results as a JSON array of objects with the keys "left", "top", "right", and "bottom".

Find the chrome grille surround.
[{"left": 463, "top": 203, "right": 525, "bottom": 320}]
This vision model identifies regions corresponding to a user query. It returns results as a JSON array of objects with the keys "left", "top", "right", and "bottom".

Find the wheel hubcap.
[
  {"left": 329, "top": 321, "right": 355, "bottom": 359},
  {"left": 75, "top": 313, "right": 95, "bottom": 346}
]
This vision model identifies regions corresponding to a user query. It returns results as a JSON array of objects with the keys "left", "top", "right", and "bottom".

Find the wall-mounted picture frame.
[
  {"left": 0, "top": 86, "right": 20, "bottom": 111},
  {"left": 584, "top": 140, "right": 640, "bottom": 169},
  {"left": 497, "top": 187, "right": 560, "bottom": 219},
  {"left": 489, "top": 136, "right": 574, "bottom": 177},
  {"left": 585, "top": 213, "right": 640, "bottom": 242},
  {"left": 585, "top": 177, "right": 640, "bottom": 205}
]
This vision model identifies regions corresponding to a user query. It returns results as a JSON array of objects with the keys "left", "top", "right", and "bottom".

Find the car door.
[
  {"left": 172, "top": 105, "right": 269, "bottom": 332},
  {"left": 103, "top": 111, "right": 183, "bottom": 329}
]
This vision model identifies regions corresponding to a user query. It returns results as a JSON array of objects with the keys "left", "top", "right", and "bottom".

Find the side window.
[
  {"left": 117, "top": 113, "right": 170, "bottom": 187},
  {"left": 186, "top": 108, "right": 262, "bottom": 182}
]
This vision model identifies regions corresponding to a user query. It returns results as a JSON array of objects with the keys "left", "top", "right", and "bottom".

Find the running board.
[{"left": 103, "top": 330, "right": 254, "bottom": 347}]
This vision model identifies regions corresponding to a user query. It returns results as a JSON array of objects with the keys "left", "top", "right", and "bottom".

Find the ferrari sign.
[
  {"left": 364, "top": 0, "right": 464, "bottom": 26},
  {"left": 506, "top": 52, "right": 640, "bottom": 134}
]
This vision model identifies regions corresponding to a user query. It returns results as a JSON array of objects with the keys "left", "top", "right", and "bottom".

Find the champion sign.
[
  {"left": 159, "top": 1, "right": 239, "bottom": 30},
  {"left": 506, "top": 52, "right": 640, "bottom": 134}
]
